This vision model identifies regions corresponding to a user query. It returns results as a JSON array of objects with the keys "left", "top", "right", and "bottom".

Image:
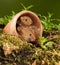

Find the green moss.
[{"left": 0, "top": 30, "right": 60, "bottom": 65}]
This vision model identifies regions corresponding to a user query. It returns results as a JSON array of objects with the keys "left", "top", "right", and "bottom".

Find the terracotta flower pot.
[{"left": 3, "top": 10, "right": 43, "bottom": 43}]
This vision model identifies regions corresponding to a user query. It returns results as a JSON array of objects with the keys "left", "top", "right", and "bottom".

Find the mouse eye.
[
  {"left": 30, "top": 34, "right": 31, "bottom": 36},
  {"left": 25, "top": 19, "right": 28, "bottom": 21}
]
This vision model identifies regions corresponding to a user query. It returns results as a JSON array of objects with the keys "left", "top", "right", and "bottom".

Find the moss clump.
[{"left": 0, "top": 31, "right": 60, "bottom": 65}]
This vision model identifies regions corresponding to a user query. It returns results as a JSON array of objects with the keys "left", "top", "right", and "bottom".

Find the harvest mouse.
[
  {"left": 20, "top": 16, "right": 33, "bottom": 26},
  {"left": 17, "top": 26, "right": 36, "bottom": 42}
]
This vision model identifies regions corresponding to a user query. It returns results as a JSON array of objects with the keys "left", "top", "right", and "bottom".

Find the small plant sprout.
[
  {"left": 38, "top": 13, "right": 60, "bottom": 32},
  {"left": 0, "top": 11, "right": 15, "bottom": 25},
  {"left": 38, "top": 36, "right": 54, "bottom": 50},
  {"left": 20, "top": 3, "right": 33, "bottom": 10}
]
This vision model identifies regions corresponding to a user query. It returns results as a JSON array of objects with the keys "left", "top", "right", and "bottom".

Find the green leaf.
[
  {"left": 38, "top": 36, "right": 48, "bottom": 50},
  {"left": 55, "top": 24, "right": 60, "bottom": 30},
  {"left": 20, "top": 3, "right": 27, "bottom": 10},
  {"left": 39, "top": 13, "right": 60, "bottom": 32},
  {"left": 26, "top": 5, "right": 33, "bottom": 10},
  {"left": 48, "top": 12, "right": 53, "bottom": 18},
  {"left": 45, "top": 41, "right": 54, "bottom": 48},
  {"left": 0, "top": 11, "right": 15, "bottom": 25},
  {"left": 39, "top": 36, "right": 47, "bottom": 44},
  {"left": 20, "top": 3, "right": 33, "bottom": 10}
]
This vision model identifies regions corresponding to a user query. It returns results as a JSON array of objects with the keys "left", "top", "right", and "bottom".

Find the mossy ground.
[{"left": 0, "top": 28, "right": 60, "bottom": 65}]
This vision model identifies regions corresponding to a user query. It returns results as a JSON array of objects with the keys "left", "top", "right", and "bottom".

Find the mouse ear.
[{"left": 3, "top": 10, "right": 43, "bottom": 43}]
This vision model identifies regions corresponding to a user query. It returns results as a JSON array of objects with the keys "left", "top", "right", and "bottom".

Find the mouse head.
[{"left": 18, "top": 27, "right": 36, "bottom": 42}]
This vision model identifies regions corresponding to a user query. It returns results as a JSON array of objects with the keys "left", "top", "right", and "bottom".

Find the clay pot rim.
[
  {"left": 14, "top": 10, "right": 43, "bottom": 35},
  {"left": 3, "top": 10, "right": 43, "bottom": 37},
  {"left": 13, "top": 10, "right": 40, "bottom": 23}
]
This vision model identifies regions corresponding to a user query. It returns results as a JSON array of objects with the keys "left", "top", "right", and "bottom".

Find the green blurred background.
[{"left": 0, "top": 0, "right": 60, "bottom": 18}]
